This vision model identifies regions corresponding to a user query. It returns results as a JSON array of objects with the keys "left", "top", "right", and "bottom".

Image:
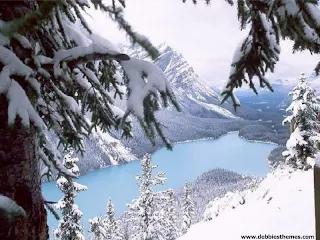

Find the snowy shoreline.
[
  {"left": 43, "top": 128, "right": 279, "bottom": 183},
  {"left": 174, "top": 130, "right": 239, "bottom": 144},
  {"left": 238, "top": 135, "right": 279, "bottom": 146},
  {"left": 86, "top": 130, "right": 279, "bottom": 174},
  {"left": 173, "top": 130, "right": 278, "bottom": 148}
]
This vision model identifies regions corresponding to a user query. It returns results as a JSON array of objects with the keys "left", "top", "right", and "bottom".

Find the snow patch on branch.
[
  {"left": 7, "top": 80, "right": 45, "bottom": 129},
  {"left": 0, "top": 45, "right": 32, "bottom": 77},
  {"left": 120, "top": 57, "right": 174, "bottom": 118},
  {"left": 0, "top": 195, "right": 26, "bottom": 222},
  {"left": 52, "top": 43, "right": 123, "bottom": 67}
]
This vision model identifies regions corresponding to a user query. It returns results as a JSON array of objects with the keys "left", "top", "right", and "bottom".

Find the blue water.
[{"left": 42, "top": 132, "right": 276, "bottom": 232}]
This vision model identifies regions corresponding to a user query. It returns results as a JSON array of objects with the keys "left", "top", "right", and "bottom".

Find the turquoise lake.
[{"left": 42, "top": 132, "right": 276, "bottom": 233}]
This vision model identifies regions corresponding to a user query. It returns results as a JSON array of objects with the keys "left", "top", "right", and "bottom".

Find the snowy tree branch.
[
  {"left": 91, "top": 0, "right": 160, "bottom": 60},
  {"left": 44, "top": 43, "right": 130, "bottom": 71}
]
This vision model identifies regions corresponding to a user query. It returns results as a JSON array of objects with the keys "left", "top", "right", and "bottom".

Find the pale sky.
[{"left": 86, "top": 0, "right": 320, "bottom": 87}]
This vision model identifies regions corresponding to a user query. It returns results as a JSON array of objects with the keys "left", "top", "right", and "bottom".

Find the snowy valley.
[
  {"left": 43, "top": 43, "right": 303, "bottom": 240},
  {"left": 67, "top": 43, "right": 289, "bottom": 175},
  {"left": 42, "top": 42, "right": 310, "bottom": 240}
]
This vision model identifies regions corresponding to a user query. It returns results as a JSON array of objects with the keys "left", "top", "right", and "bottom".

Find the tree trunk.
[
  {"left": 290, "top": 118, "right": 296, "bottom": 134},
  {"left": 0, "top": 1, "right": 48, "bottom": 240}
]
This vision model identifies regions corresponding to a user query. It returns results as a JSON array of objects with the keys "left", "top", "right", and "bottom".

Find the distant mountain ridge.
[
  {"left": 46, "top": 43, "right": 285, "bottom": 177},
  {"left": 75, "top": 43, "right": 292, "bottom": 173},
  {"left": 120, "top": 43, "right": 237, "bottom": 119}
]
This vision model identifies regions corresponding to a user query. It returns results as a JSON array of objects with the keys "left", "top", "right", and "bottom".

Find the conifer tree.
[
  {"left": 117, "top": 212, "right": 131, "bottom": 240},
  {"left": 181, "top": 182, "right": 194, "bottom": 235},
  {"left": 129, "top": 153, "right": 167, "bottom": 240},
  {"left": 282, "top": 73, "right": 320, "bottom": 170},
  {"left": 103, "top": 197, "right": 123, "bottom": 240},
  {"left": 54, "top": 150, "right": 87, "bottom": 240},
  {"left": 89, "top": 216, "right": 106, "bottom": 240},
  {"left": 162, "top": 189, "right": 179, "bottom": 240}
]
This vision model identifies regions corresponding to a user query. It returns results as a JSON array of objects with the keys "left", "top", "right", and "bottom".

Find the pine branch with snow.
[
  {"left": 282, "top": 73, "right": 320, "bottom": 170},
  {"left": 54, "top": 150, "right": 87, "bottom": 240},
  {"left": 185, "top": 0, "right": 320, "bottom": 110},
  {"left": 0, "top": 195, "right": 26, "bottom": 223}
]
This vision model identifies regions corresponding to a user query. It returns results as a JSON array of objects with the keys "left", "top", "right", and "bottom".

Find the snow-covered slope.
[
  {"left": 179, "top": 168, "right": 315, "bottom": 239},
  {"left": 121, "top": 43, "right": 237, "bottom": 119},
  {"left": 45, "top": 128, "right": 136, "bottom": 177}
]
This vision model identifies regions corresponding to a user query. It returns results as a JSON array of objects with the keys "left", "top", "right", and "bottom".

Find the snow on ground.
[{"left": 179, "top": 168, "right": 315, "bottom": 239}]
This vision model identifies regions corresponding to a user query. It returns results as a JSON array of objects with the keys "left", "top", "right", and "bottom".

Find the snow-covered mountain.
[
  {"left": 106, "top": 43, "right": 255, "bottom": 157},
  {"left": 62, "top": 44, "right": 285, "bottom": 175},
  {"left": 44, "top": 129, "right": 136, "bottom": 177},
  {"left": 179, "top": 167, "right": 314, "bottom": 239},
  {"left": 75, "top": 129, "right": 136, "bottom": 174},
  {"left": 44, "top": 43, "right": 246, "bottom": 178},
  {"left": 77, "top": 43, "right": 282, "bottom": 167},
  {"left": 121, "top": 43, "right": 237, "bottom": 119}
]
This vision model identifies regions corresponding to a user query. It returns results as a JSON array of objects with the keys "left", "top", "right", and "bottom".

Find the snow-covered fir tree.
[
  {"left": 89, "top": 198, "right": 123, "bottom": 240},
  {"left": 282, "top": 73, "right": 320, "bottom": 170},
  {"left": 103, "top": 197, "right": 123, "bottom": 240},
  {"left": 117, "top": 212, "right": 131, "bottom": 240},
  {"left": 162, "top": 189, "right": 180, "bottom": 240},
  {"left": 181, "top": 182, "right": 194, "bottom": 234},
  {"left": 129, "top": 153, "right": 168, "bottom": 240},
  {"left": 89, "top": 216, "right": 106, "bottom": 240},
  {"left": 54, "top": 150, "right": 87, "bottom": 240}
]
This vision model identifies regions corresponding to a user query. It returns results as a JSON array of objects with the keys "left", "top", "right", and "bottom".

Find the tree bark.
[{"left": 0, "top": 1, "right": 48, "bottom": 240}]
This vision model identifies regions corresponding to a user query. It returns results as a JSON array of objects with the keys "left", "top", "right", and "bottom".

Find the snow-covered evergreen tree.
[
  {"left": 182, "top": 182, "right": 194, "bottom": 234},
  {"left": 54, "top": 150, "right": 87, "bottom": 240},
  {"left": 162, "top": 189, "right": 180, "bottom": 240},
  {"left": 117, "top": 212, "right": 131, "bottom": 240},
  {"left": 89, "top": 197, "right": 123, "bottom": 240},
  {"left": 103, "top": 197, "right": 123, "bottom": 240},
  {"left": 89, "top": 216, "right": 106, "bottom": 240},
  {"left": 282, "top": 73, "right": 320, "bottom": 170},
  {"left": 129, "top": 153, "right": 167, "bottom": 240}
]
